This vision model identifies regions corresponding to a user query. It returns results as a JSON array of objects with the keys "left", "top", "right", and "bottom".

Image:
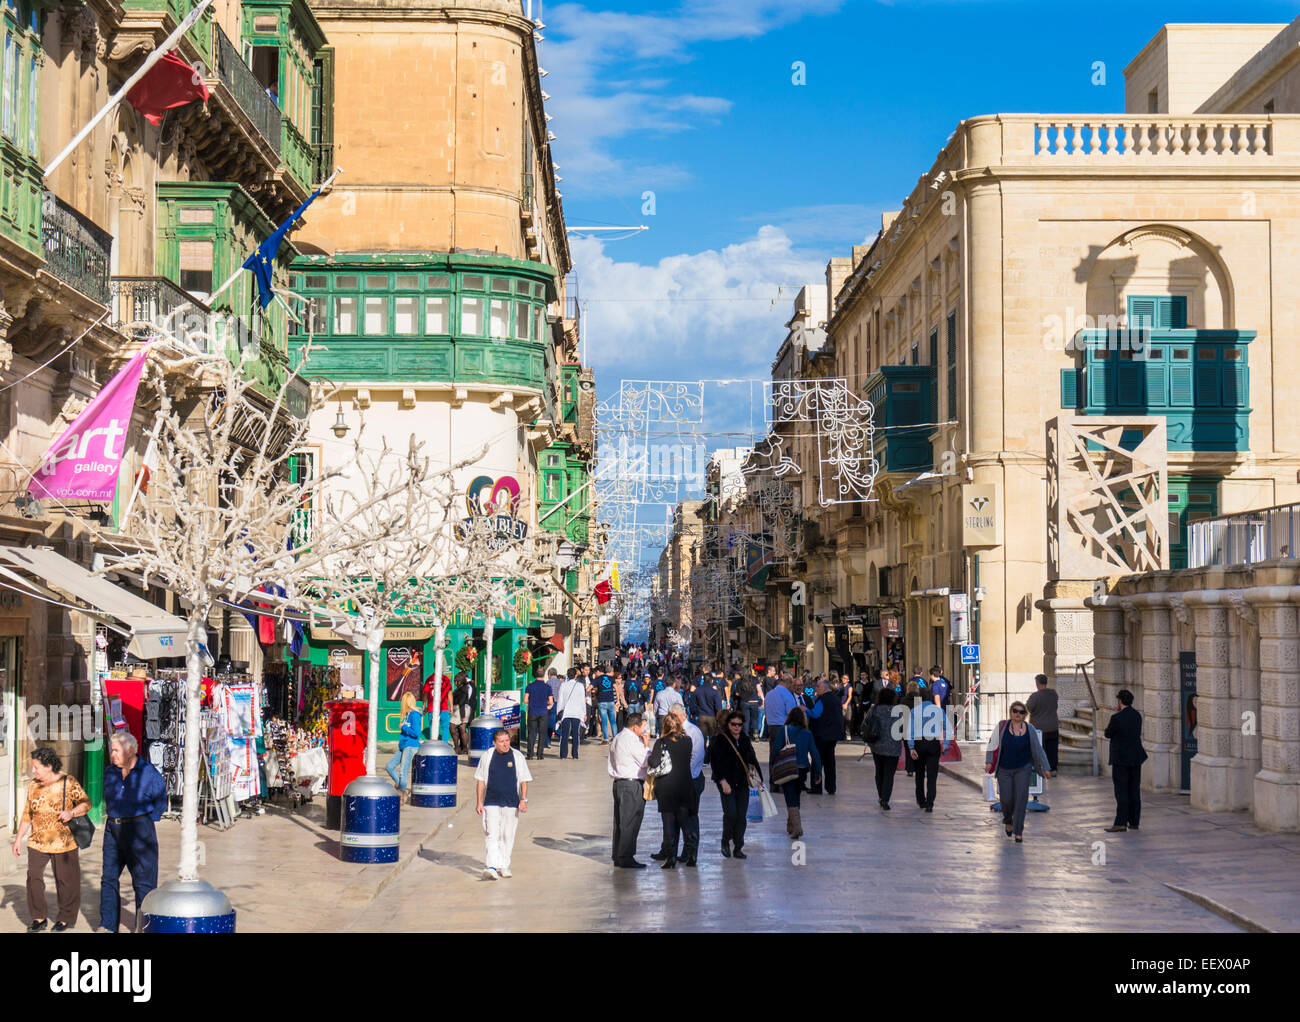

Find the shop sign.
[
  {"left": 456, "top": 474, "right": 529, "bottom": 546},
  {"left": 311, "top": 626, "right": 435, "bottom": 643},
  {"left": 961, "top": 483, "right": 1001, "bottom": 546},
  {"left": 882, "top": 615, "right": 900, "bottom": 638}
]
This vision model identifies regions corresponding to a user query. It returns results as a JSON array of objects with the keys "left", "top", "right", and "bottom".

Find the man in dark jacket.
[
  {"left": 1104, "top": 688, "right": 1147, "bottom": 832},
  {"left": 806, "top": 677, "right": 845, "bottom": 795}
]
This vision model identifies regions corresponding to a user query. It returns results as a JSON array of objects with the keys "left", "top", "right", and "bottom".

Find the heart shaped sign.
[{"left": 388, "top": 647, "right": 411, "bottom": 667}]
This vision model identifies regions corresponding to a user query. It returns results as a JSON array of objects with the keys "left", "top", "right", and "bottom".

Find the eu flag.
[{"left": 241, "top": 187, "right": 322, "bottom": 308}]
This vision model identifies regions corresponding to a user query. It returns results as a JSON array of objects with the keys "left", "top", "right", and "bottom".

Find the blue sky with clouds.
[{"left": 544, "top": 0, "right": 1297, "bottom": 392}]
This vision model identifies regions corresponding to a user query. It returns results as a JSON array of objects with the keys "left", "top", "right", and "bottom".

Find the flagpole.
[
  {"left": 117, "top": 409, "right": 165, "bottom": 531},
  {"left": 44, "top": 0, "right": 217, "bottom": 178},
  {"left": 206, "top": 166, "right": 345, "bottom": 305}
]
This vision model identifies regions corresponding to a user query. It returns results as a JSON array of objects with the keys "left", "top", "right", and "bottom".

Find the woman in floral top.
[{"left": 11, "top": 746, "right": 90, "bottom": 932}]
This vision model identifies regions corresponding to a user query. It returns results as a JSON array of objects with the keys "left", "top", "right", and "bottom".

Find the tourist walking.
[
  {"left": 385, "top": 692, "right": 423, "bottom": 797},
  {"left": 986, "top": 701, "right": 1052, "bottom": 842},
  {"left": 763, "top": 672, "right": 799, "bottom": 740},
  {"left": 691, "top": 671, "right": 724, "bottom": 738},
  {"left": 1104, "top": 689, "right": 1147, "bottom": 832},
  {"left": 450, "top": 672, "right": 476, "bottom": 754},
  {"left": 608, "top": 712, "right": 651, "bottom": 868},
  {"left": 905, "top": 689, "right": 951, "bottom": 812},
  {"left": 647, "top": 713, "right": 694, "bottom": 869},
  {"left": 768, "top": 707, "right": 821, "bottom": 839},
  {"left": 670, "top": 705, "right": 706, "bottom": 866},
  {"left": 735, "top": 668, "right": 765, "bottom": 739},
  {"left": 100, "top": 731, "right": 167, "bottom": 932},
  {"left": 806, "top": 677, "right": 844, "bottom": 795},
  {"left": 557, "top": 668, "right": 587, "bottom": 760},
  {"left": 475, "top": 728, "right": 532, "bottom": 880},
  {"left": 12, "top": 747, "right": 91, "bottom": 932},
  {"left": 524, "top": 668, "right": 553, "bottom": 760},
  {"left": 865, "top": 688, "right": 902, "bottom": 809},
  {"left": 1026, "top": 673, "right": 1060, "bottom": 776},
  {"left": 653, "top": 676, "right": 684, "bottom": 736},
  {"left": 708, "top": 709, "right": 762, "bottom": 859},
  {"left": 545, "top": 667, "right": 562, "bottom": 747}
]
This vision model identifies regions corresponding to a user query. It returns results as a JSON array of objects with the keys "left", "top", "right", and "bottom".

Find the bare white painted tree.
[{"left": 100, "top": 340, "right": 433, "bottom": 883}]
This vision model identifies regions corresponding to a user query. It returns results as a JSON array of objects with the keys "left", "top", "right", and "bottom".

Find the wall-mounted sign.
[
  {"left": 961, "top": 483, "right": 1001, "bottom": 547},
  {"left": 882, "top": 615, "right": 901, "bottom": 638},
  {"left": 311, "top": 626, "right": 435, "bottom": 643},
  {"left": 456, "top": 473, "right": 529, "bottom": 544}
]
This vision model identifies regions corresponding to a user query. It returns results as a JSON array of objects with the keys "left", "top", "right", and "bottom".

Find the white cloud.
[
  {"left": 543, "top": 1, "right": 844, "bottom": 195},
  {"left": 572, "top": 226, "right": 826, "bottom": 384}
]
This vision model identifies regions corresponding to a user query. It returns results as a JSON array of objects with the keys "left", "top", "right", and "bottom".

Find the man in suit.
[{"left": 1104, "top": 688, "right": 1147, "bottom": 832}]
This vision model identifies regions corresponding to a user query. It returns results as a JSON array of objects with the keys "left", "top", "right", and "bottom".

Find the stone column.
[
  {"left": 1089, "top": 600, "right": 1127, "bottom": 773},
  {"left": 1228, "top": 592, "right": 1262, "bottom": 809},
  {"left": 1254, "top": 598, "right": 1300, "bottom": 831},
  {"left": 1139, "top": 602, "right": 1179, "bottom": 792},
  {"left": 1039, "top": 583, "right": 1096, "bottom": 716},
  {"left": 1191, "top": 603, "right": 1243, "bottom": 810}
]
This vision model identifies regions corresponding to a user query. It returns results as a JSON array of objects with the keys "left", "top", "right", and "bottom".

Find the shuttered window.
[
  {"left": 179, "top": 240, "right": 213, "bottom": 295},
  {"left": 945, "top": 311, "right": 957, "bottom": 421},
  {"left": 1128, "top": 295, "right": 1186, "bottom": 329}
]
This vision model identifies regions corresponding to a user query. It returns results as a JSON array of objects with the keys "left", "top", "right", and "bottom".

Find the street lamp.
[{"left": 331, "top": 401, "right": 349, "bottom": 439}]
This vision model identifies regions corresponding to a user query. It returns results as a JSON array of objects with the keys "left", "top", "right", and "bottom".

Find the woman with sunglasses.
[
  {"left": 707, "top": 709, "right": 763, "bottom": 859},
  {"left": 985, "top": 700, "right": 1052, "bottom": 843}
]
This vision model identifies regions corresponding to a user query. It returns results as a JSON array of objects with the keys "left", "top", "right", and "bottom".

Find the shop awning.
[{"left": 0, "top": 546, "right": 188, "bottom": 659}]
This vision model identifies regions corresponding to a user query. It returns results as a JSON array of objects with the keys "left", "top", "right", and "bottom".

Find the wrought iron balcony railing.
[
  {"left": 110, "top": 276, "right": 213, "bottom": 351},
  {"left": 41, "top": 191, "right": 111, "bottom": 306},
  {"left": 211, "top": 24, "right": 282, "bottom": 158}
]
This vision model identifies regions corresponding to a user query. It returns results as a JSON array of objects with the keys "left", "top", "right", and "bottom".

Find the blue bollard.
[
  {"left": 410, "top": 739, "right": 457, "bottom": 808},
  {"left": 140, "top": 879, "right": 236, "bottom": 933},
  {"left": 340, "top": 774, "right": 400, "bottom": 863},
  {"left": 468, "top": 715, "right": 499, "bottom": 767}
]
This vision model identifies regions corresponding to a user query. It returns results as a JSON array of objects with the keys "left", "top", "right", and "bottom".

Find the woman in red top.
[{"left": 422, "top": 673, "right": 452, "bottom": 741}]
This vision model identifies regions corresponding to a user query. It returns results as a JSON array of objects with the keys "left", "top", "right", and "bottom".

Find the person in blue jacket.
[
  {"left": 385, "top": 693, "right": 423, "bottom": 800},
  {"left": 768, "top": 707, "right": 821, "bottom": 840}
]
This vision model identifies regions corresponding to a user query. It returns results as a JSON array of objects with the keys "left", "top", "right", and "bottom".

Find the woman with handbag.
[
  {"left": 865, "top": 687, "right": 902, "bottom": 810},
  {"left": 767, "top": 707, "right": 821, "bottom": 839},
  {"left": 11, "top": 746, "right": 91, "bottom": 932},
  {"left": 707, "top": 709, "right": 763, "bottom": 860},
  {"left": 985, "top": 701, "right": 1052, "bottom": 843},
  {"left": 646, "top": 713, "right": 693, "bottom": 868}
]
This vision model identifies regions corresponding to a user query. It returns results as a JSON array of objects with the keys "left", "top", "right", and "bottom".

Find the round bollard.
[
  {"left": 468, "top": 715, "right": 500, "bottom": 767},
  {"left": 340, "top": 774, "right": 400, "bottom": 863},
  {"left": 411, "top": 739, "right": 457, "bottom": 807},
  {"left": 140, "top": 879, "right": 236, "bottom": 933}
]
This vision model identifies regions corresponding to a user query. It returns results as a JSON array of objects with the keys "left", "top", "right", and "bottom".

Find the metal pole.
[
  {"left": 177, "top": 612, "right": 207, "bottom": 881},
  {"left": 972, "top": 553, "right": 981, "bottom": 736},
  {"left": 432, "top": 621, "right": 447, "bottom": 742},
  {"left": 482, "top": 615, "right": 495, "bottom": 712},
  {"left": 45, "top": 0, "right": 217, "bottom": 178}
]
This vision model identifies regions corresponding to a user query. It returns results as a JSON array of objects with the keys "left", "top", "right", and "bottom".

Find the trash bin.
[
  {"left": 410, "top": 740, "right": 457, "bottom": 808},
  {"left": 468, "top": 715, "right": 499, "bottom": 767},
  {"left": 340, "top": 774, "right": 400, "bottom": 863}
]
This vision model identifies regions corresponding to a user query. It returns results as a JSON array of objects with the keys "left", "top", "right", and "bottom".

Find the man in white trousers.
[{"left": 475, "top": 728, "right": 532, "bottom": 879}]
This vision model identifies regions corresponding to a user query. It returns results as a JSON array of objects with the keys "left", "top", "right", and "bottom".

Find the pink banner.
[{"left": 29, "top": 345, "right": 151, "bottom": 502}]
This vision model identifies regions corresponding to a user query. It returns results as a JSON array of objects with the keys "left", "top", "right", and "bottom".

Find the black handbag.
[{"left": 63, "top": 778, "right": 95, "bottom": 850}]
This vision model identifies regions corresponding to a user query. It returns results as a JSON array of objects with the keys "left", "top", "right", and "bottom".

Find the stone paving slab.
[
  {"left": 5, "top": 737, "right": 1296, "bottom": 932},
  {"left": 940, "top": 741, "right": 1300, "bottom": 933}
]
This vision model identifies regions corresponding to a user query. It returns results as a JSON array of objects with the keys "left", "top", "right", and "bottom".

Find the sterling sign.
[{"left": 961, "top": 483, "right": 1001, "bottom": 547}]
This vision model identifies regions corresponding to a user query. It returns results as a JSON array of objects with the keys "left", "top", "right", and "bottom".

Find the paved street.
[{"left": 4, "top": 737, "right": 1298, "bottom": 932}]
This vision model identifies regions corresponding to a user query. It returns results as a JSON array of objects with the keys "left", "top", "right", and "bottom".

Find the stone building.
[
  {"left": 2, "top": 0, "right": 329, "bottom": 829},
  {"left": 291, "top": 0, "right": 596, "bottom": 735},
  {"left": 784, "top": 17, "right": 1300, "bottom": 741}
]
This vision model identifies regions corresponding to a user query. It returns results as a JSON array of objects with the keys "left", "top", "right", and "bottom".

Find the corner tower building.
[{"left": 292, "top": 0, "right": 584, "bottom": 739}]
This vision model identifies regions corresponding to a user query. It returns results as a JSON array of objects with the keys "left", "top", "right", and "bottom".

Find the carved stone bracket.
[
  {"left": 1169, "top": 596, "right": 1190, "bottom": 625},
  {"left": 1119, "top": 599, "right": 1139, "bottom": 627},
  {"left": 1227, "top": 591, "right": 1256, "bottom": 625}
]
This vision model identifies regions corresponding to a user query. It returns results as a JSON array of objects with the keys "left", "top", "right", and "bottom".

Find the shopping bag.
[
  {"left": 747, "top": 788, "right": 764, "bottom": 822},
  {"left": 983, "top": 773, "right": 997, "bottom": 802},
  {"left": 759, "top": 786, "right": 780, "bottom": 820}
]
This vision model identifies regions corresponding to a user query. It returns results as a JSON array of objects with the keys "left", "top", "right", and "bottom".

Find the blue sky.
[
  {"left": 545, "top": 0, "right": 1297, "bottom": 383},
  {"left": 541, "top": 0, "right": 1298, "bottom": 585}
]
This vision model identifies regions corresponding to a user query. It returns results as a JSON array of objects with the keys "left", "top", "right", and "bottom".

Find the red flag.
[
  {"left": 594, "top": 580, "right": 612, "bottom": 605},
  {"left": 126, "top": 52, "right": 209, "bottom": 126}
]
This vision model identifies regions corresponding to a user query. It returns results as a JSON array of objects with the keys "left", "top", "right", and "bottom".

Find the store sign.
[
  {"left": 311, "top": 626, "right": 435, "bottom": 643},
  {"left": 456, "top": 473, "right": 529, "bottom": 545},
  {"left": 961, "top": 483, "right": 1001, "bottom": 547},
  {"left": 882, "top": 615, "right": 900, "bottom": 638}
]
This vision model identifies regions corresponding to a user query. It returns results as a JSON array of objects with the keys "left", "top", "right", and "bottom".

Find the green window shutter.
[
  {"left": 1086, "top": 354, "right": 1109, "bottom": 408},
  {"left": 1195, "top": 349, "right": 1221, "bottom": 407},
  {"left": 1143, "top": 355, "right": 1166, "bottom": 408},
  {"left": 1059, "top": 367, "right": 1079, "bottom": 409},
  {"left": 1224, "top": 353, "right": 1247, "bottom": 407},
  {"left": 1116, "top": 356, "right": 1144, "bottom": 407},
  {"left": 945, "top": 311, "right": 957, "bottom": 420},
  {"left": 1128, "top": 295, "right": 1187, "bottom": 329},
  {"left": 1128, "top": 296, "right": 1157, "bottom": 329}
]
